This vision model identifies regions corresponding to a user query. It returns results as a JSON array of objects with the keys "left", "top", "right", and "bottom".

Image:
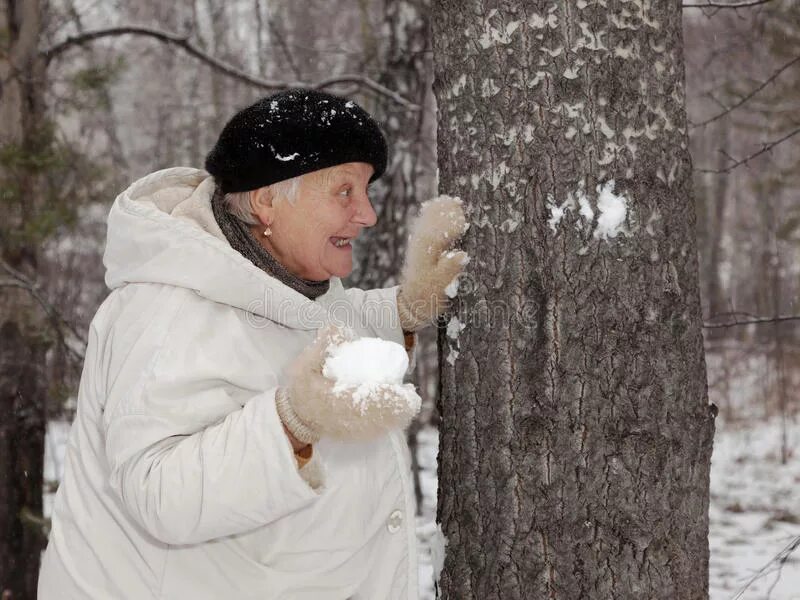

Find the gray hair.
[{"left": 222, "top": 176, "right": 302, "bottom": 225}]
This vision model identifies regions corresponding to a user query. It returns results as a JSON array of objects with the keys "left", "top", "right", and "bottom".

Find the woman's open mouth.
[{"left": 330, "top": 236, "right": 352, "bottom": 249}]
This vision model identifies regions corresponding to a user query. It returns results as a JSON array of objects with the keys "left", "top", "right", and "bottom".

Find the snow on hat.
[{"left": 205, "top": 88, "right": 388, "bottom": 194}]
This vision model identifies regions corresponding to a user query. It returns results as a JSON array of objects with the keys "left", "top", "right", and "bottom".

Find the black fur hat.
[{"left": 205, "top": 89, "right": 388, "bottom": 194}]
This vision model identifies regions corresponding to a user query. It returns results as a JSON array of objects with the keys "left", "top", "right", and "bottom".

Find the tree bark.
[
  {"left": 0, "top": 1, "right": 50, "bottom": 598},
  {"left": 432, "top": 1, "right": 716, "bottom": 598}
]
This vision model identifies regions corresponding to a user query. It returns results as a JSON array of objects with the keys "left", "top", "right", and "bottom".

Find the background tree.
[
  {"left": 432, "top": 1, "right": 716, "bottom": 597},
  {"left": 0, "top": 1, "right": 86, "bottom": 596}
]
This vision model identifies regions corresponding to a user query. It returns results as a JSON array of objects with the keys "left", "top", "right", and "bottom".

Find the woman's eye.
[{"left": 338, "top": 187, "right": 352, "bottom": 197}]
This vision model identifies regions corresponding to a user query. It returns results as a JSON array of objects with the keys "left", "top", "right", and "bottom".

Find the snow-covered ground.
[
  {"left": 413, "top": 418, "right": 800, "bottom": 600},
  {"left": 45, "top": 417, "right": 799, "bottom": 599},
  {"left": 708, "top": 418, "right": 800, "bottom": 600}
]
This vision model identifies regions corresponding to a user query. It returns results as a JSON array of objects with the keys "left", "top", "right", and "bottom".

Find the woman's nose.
[{"left": 354, "top": 193, "right": 378, "bottom": 227}]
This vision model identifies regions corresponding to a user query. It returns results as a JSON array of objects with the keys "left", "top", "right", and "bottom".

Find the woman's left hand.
[{"left": 397, "top": 195, "right": 470, "bottom": 332}]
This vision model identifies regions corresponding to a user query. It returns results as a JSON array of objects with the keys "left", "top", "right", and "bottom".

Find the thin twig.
[
  {"left": 732, "top": 536, "right": 800, "bottom": 600},
  {"left": 683, "top": 0, "right": 774, "bottom": 8},
  {"left": 692, "top": 54, "right": 800, "bottom": 128},
  {"left": 696, "top": 127, "right": 800, "bottom": 174},
  {"left": 42, "top": 26, "right": 420, "bottom": 111},
  {"left": 704, "top": 315, "right": 800, "bottom": 329}
]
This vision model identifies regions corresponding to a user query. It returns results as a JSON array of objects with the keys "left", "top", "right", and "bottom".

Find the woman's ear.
[{"left": 249, "top": 186, "right": 275, "bottom": 225}]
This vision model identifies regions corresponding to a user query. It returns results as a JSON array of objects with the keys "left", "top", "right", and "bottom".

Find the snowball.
[
  {"left": 322, "top": 337, "right": 419, "bottom": 415},
  {"left": 323, "top": 337, "right": 408, "bottom": 388},
  {"left": 347, "top": 382, "right": 421, "bottom": 416}
]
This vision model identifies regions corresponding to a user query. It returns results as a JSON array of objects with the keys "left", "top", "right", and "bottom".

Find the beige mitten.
[
  {"left": 275, "top": 323, "right": 422, "bottom": 444},
  {"left": 397, "top": 195, "right": 470, "bottom": 332}
]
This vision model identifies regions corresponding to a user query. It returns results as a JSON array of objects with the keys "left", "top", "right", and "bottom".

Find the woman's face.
[{"left": 250, "top": 162, "right": 377, "bottom": 281}]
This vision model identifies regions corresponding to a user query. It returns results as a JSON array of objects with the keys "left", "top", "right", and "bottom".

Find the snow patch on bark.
[
  {"left": 430, "top": 523, "right": 448, "bottom": 586},
  {"left": 446, "top": 348, "right": 459, "bottom": 366},
  {"left": 548, "top": 180, "right": 630, "bottom": 242},
  {"left": 593, "top": 180, "right": 628, "bottom": 240},
  {"left": 446, "top": 316, "right": 466, "bottom": 340}
]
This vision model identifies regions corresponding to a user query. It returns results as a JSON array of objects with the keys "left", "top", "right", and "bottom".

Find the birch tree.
[{"left": 432, "top": 1, "right": 716, "bottom": 597}]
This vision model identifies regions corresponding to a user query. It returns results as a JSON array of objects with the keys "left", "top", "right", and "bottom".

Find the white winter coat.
[{"left": 38, "top": 167, "right": 419, "bottom": 600}]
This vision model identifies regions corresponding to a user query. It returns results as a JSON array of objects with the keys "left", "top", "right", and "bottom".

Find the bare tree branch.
[
  {"left": 42, "top": 25, "right": 420, "bottom": 111},
  {"left": 683, "top": 0, "right": 775, "bottom": 9},
  {"left": 692, "top": 54, "right": 800, "bottom": 128},
  {"left": 732, "top": 536, "right": 800, "bottom": 600},
  {"left": 704, "top": 314, "right": 800, "bottom": 329},
  {"left": 0, "top": 260, "right": 86, "bottom": 362},
  {"left": 696, "top": 127, "right": 800, "bottom": 174}
]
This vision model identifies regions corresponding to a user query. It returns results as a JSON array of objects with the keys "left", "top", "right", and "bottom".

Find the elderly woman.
[{"left": 38, "top": 89, "right": 468, "bottom": 599}]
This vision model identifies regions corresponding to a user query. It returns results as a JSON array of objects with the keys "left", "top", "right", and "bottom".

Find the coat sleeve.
[{"left": 101, "top": 292, "right": 321, "bottom": 546}]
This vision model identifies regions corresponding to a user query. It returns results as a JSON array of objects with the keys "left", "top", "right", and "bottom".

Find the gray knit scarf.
[{"left": 211, "top": 184, "right": 331, "bottom": 300}]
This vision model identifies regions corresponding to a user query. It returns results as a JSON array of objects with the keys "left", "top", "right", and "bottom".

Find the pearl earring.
[{"left": 263, "top": 225, "right": 272, "bottom": 237}]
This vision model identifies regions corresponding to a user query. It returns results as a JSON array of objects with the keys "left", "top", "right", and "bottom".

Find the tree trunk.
[
  {"left": 432, "top": 1, "right": 716, "bottom": 598},
  {"left": 0, "top": 1, "right": 50, "bottom": 598}
]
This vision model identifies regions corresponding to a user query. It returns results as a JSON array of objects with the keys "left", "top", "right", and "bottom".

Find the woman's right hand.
[{"left": 275, "top": 323, "right": 422, "bottom": 444}]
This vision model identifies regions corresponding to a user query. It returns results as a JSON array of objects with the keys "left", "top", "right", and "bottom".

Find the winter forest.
[{"left": 1, "top": 0, "right": 799, "bottom": 599}]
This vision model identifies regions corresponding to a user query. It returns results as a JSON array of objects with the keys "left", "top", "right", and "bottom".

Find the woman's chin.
[{"left": 322, "top": 254, "right": 353, "bottom": 278}]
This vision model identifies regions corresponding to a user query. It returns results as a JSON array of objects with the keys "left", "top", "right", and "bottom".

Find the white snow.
[
  {"left": 592, "top": 180, "right": 628, "bottom": 240},
  {"left": 547, "top": 192, "right": 576, "bottom": 232},
  {"left": 444, "top": 277, "right": 460, "bottom": 298},
  {"left": 577, "top": 190, "right": 594, "bottom": 223},
  {"left": 548, "top": 181, "right": 627, "bottom": 241},
  {"left": 275, "top": 152, "right": 300, "bottom": 162},
  {"left": 43, "top": 420, "right": 72, "bottom": 518},
  {"left": 445, "top": 348, "right": 459, "bottom": 365},
  {"left": 446, "top": 316, "right": 466, "bottom": 340},
  {"left": 430, "top": 523, "right": 448, "bottom": 585},
  {"left": 322, "top": 337, "right": 420, "bottom": 415},
  {"left": 323, "top": 337, "right": 408, "bottom": 389},
  {"left": 708, "top": 418, "right": 800, "bottom": 600}
]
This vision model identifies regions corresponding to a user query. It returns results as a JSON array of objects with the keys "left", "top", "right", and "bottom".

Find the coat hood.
[{"left": 103, "top": 167, "right": 339, "bottom": 331}]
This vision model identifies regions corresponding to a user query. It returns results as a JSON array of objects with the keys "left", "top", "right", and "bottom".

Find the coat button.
[{"left": 387, "top": 509, "right": 403, "bottom": 533}]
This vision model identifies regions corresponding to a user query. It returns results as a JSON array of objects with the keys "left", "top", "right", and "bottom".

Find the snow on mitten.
[
  {"left": 397, "top": 195, "right": 470, "bottom": 332},
  {"left": 275, "top": 323, "right": 422, "bottom": 444}
]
